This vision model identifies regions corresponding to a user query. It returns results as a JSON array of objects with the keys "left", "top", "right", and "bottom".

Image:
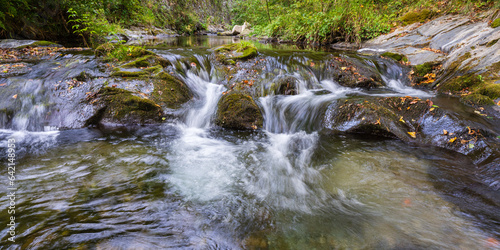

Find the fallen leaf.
[
  {"left": 0, "top": 83, "right": 6, "bottom": 87},
  {"left": 430, "top": 108, "right": 435, "bottom": 111},
  {"left": 443, "top": 130, "right": 448, "bottom": 135},
  {"left": 162, "top": 117, "right": 166, "bottom": 121},
  {"left": 486, "top": 237, "right": 499, "bottom": 247},
  {"left": 403, "top": 198, "right": 412, "bottom": 207},
  {"left": 449, "top": 137, "right": 457, "bottom": 143},
  {"left": 399, "top": 116, "right": 406, "bottom": 123},
  {"left": 408, "top": 132, "right": 416, "bottom": 138},
  {"left": 12, "top": 94, "right": 17, "bottom": 99},
  {"left": 468, "top": 143, "right": 475, "bottom": 149}
]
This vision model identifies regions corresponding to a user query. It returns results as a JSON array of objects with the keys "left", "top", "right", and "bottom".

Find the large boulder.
[
  {"left": 215, "top": 92, "right": 263, "bottom": 130},
  {"left": 322, "top": 96, "right": 500, "bottom": 162},
  {"left": 85, "top": 87, "right": 163, "bottom": 126}
]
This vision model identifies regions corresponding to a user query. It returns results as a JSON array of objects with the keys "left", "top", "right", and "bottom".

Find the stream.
[{"left": 0, "top": 36, "right": 499, "bottom": 249}]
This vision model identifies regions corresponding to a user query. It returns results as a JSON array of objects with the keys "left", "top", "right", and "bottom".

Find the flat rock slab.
[{"left": 362, "top": 13, "right": 500, "bottom": 76}]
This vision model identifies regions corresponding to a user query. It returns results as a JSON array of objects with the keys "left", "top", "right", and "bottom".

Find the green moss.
[
  {"left": 461, "top": 93, "right": 494, "bottom": 105},
  {"left": 413, "top": 62, "right": 433, "bottom": 76},
  {"left": 382, "top": 52, "right": 408, "bottom": 62},
  {"left": 491, "top": 18, "right": 500, "bottom": 28},
  {"left": 400, "top": 9, "right": 432, "bottom": 25},
  {"left": 215, "top": 92, "right": 263, "bottom": 130},
  {"left": 439, "top": 74, "right": 483, "bottom": 92},
  {"left": 214, "top": 42, "right": 258, "bottom": 65},
  {"left": 151, "top": 72, "right": 193, "bottom": 109},
  {"left": 475, "top": 83, "right": 500, "bottom": 99},
  {"left": 111, "top": 65, "right": 162, "bottom": 77},
  {"left": 486, "top": 39, "right": 499, "bottom": 47}
]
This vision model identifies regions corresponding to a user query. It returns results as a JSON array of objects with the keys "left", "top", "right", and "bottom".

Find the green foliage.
[
  {"left": 231, "top": 0, "right": 497, "bottom": 44},
  {"left": 382, "top": 52, "right": 408, "bottom": 62}
]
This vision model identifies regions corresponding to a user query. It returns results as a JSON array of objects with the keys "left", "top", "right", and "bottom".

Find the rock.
[
  {"left": 362, "top": 14, "right": 500, "bottom": 75},
  {"left": 95, "top": 43, "right": 155, "bottom": 61},
  {"left": 213, "top": 42, "right": 258, "bottom": 65},
  {"left": 215, "top": 92, "right": 263, "bottom": 130},
  {"left": 0, "top": 39, "right": 61, "bottom": 49},
  {"left": 232, "top": 21, "right": 250, "bottom": 34},
  {"left": 322, "top": 96, "right": 500, "bottom": 163},
  {"left": 327, "top": 56, "right": 383, "bottom": 89},
  {"left": 270, "top": 76, "right": 298, "bottom": 95},
  {"left": 151, "top": 72, "right": 193, "bottom": 109},
  {"left": 86, "top": 87, "right": 163, "bottom": 126}
]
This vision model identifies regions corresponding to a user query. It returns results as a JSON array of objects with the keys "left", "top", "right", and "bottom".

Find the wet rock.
[
  {"left": 217, "top": 30, "right": 237, "bottom": 36},
  {"left": 213, "top": 42, "right": 258, "bottom": 65},
  {"left": 327, "top": 56, "right": 383, "bottom": 89},
  {"left": 322, "top": 96, "right": 500, "bottom": 163},
  {"left": 269, "top": 76, "right": 298, "bottom": 95},
  {"left": 151, "top": 72, "right": 193, "bottom": 109},
  {"left": 86, "top": 87, "right": 163, "bottom": 126},
  {"left": 215, "top": 92, "right": 263, "bottom": 130}
]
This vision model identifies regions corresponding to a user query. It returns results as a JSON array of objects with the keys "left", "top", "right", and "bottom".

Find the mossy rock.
[
  {"left": 461, "top": 93, "right": 495, "bottom": 106},
  {"left": 151, "top": 72, "right": 193, "bottom": 109},
  {"left": 438, "top": 74, "right": 483, "bottom": 93},
  {"left": 215, "top": 92, "right": 263, "bottom": 130},
  {"left": 95, "top": 43, "right": 155, "bottom": 62},
  {"left": 400, "top": 9, "right": 432, "bottom": 25},
  {"left": 214, "top": 42, "right": 258, "bottom": 65},
  {"left": 15, "top": 40, "right": 61, "bottom": 49},
  {"left": 121, "top": 55, "right": 170, "bottom": 68},
  {"left": 382, "top": 52, "right": 408, "bottom": 62},
  {"left": 86, "top": 87, "right": 162, "bottom": 125},
  {"left": 110, "top": 65, "right": 163, "bottom": 77},
  {"left": 413, "top": 62, "right": 434, "bottom": 76},
  {"left": 270, "top": 76, "right": 298, "bottom": 95},
  {"left": 486, "top": 38, "right": 499, "bottom": 47},
  {"left": 491, "top": 18, "right": 500, "bottom": 29}
]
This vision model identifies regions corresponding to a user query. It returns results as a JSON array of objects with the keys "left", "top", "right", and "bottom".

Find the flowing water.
[{"left": 0, "top": 37, "right": 499, "bottom": 249}]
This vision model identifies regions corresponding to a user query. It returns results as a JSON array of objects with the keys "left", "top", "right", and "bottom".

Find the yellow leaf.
[
  {"left": 341, "top": 67, "right": 347, "bottom": 71},
  {"left": 12, "top": 94, "right": 17, "bottom": 99},
  {"left": 443, "top": 129, "right": 448, "bottom": 135},
  {"left": 430, "top": 107, "right": 435, "bottom": 111},
  {"left": 399, "top": 116, "right": 406, "bottom": 123},
  {"left": 407, "top": 132, "right": 416, "bottom": 138},
  {"left": 449, "top": 137, "right": 457, "bottom": 143}
]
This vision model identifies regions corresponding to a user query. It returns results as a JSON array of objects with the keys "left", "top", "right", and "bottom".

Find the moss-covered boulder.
[
  {"left": 215, "top": 92, "right": 263, "bottom": 130},
  {"left": 86, "top": 87, "right": 162, "bottom": 125},
  {"left": 270, "top": 76, "right": 298, "bottom": 95},
  {"left": 151, "top": 72, "right": 193, "bottom": 109},
  {"left": 214, "top": 42, "right": 258, "bottom": 65}
]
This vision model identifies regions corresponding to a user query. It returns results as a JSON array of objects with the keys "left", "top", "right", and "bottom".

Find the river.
[{"left": 0, "top": 36, "right": 499, "bottom": 249}]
